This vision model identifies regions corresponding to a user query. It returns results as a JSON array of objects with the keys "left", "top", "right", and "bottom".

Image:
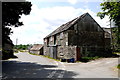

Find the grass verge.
[
  {"left": 113, "top": 52, "right": 120, "bottom": 54},
  {"left": 117, "top": 64, "right": 120, "bottom": 69},
  {"left": 28, "top": 52, "right": 60, "bottom": 62},
  {"left": 80, "top": 56, "right": 100, "bottom": 62}
]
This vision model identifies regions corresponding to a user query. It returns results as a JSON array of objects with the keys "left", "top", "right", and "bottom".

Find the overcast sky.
[{"left": 10, "top": 0, "right": 110, "bottom": 45}]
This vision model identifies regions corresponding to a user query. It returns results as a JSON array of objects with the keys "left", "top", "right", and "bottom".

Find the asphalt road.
[{"left": 2, "top": 52, "right": 119, "bottom": 78}]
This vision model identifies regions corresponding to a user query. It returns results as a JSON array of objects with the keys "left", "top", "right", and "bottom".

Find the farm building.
[
  {"left": 43, "top": 13, "right": 111, "bottom": 61},
  {"left": 29, "top": 44, "right": 43, "bottom": 55},
  {"left": 103, "top": 28, "right": 111, "bottom": 49}
]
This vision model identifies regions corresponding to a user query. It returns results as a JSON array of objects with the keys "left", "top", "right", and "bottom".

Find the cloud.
[
  {"left": 26, "top": 0, "right": 103, "bottom": 2},
  {"left": 10, "top": 4, "right": 109, "bottom": 45},
  {"left": 67, "top": 0, "right": 77, "bottom": 4}
]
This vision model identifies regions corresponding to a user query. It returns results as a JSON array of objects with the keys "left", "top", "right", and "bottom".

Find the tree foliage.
[
  {"left": 14, "top": 44, "right": 31, "bottom": 50},
  {"left": 2, "top": 2, "right": 32, "bottom": 37},
  {"left": 112, "top": 27, "right": 120, "bottom": 51},
  {"left": 2, "top": 2, "right": 32, "bottom": 59},
  {"left": 97, "top": 1, "right": 120, "bottom": 27},
  {"left": 97, "top": 1, "right": 120, "bottom": 51}
]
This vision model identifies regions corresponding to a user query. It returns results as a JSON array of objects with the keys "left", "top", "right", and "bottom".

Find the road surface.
[{"left": 2, "top": 52, "right": 119, "bottom": 78}]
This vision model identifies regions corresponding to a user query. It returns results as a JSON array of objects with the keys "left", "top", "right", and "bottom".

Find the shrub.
[
  {"left": 117, "top": 64, "right": 120, "bottom": 69},
  {"left": 80, "top": 56, "right": 100, "bottom": 62}
]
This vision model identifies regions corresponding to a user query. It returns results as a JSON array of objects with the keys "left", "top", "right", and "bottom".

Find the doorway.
[
  {"left": 50, "top": 46, "right": 57, "bottom": 59},
  {"left": 76, "top": 47, "right": 81, "bottom": 61}
]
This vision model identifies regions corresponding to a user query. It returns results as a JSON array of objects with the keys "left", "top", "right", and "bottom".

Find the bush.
[
  {"left": 2, "top": 49, "right": 18, "bottom": 60},
  {"left": 80, "top": 56, "right": 100, "bottom": 62},
  {"left": 14, "top": 49, "right": 19, "bottom": 53}
]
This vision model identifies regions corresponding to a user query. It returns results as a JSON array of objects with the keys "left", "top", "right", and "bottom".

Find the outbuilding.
[
  {"left": 44, "top": 13, "right": 111, "bottom": 61},
  {"left": 29, "top": 44, "right": 43, "bottom": 55}
]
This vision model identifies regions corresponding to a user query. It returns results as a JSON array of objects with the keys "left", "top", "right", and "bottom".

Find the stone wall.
[
  {"left": 44, "top": 13, "right": 111, "bottom": 60},
  {"left": 30, "top": 50, "right": 40, "bottom": 55}
]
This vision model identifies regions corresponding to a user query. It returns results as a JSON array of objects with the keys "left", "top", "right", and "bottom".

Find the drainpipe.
[{"left": 76, "top": 23, "right": 80, "bottom": 61}]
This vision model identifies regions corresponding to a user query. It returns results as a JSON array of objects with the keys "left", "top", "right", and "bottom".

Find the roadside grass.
[
  {"left": 14, "top": 51, "right": 19, "bottom": 53},
  {"left": 19, "top": 50, "right": 27, "bottom": 52},
  {"left": 28, "top": 52, "right": 60, "bottom": 62},
  {"left": 113, "top": 52, "right": 120, "bottom": 54},
  {"left": 117, "top": 64, "right": 120, "bottom": 69},
  {"left": 14, "top": 49, "right": 28, "bottom": 53},
  {"left": 28, "top": 52, "right": 118, "bottom": 63},
  {"left": 28, "top": 52, "right": 102, "bottom": 63},
  {"left": 80, "top": 56, "right": 101, "bottom": 62}
]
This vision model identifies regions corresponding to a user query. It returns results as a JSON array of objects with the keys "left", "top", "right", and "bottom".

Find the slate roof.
[
  {"left": 30, "top": 44, "right": 43, "bottom": 51},
  {"left": 44, "top": 13, "right": 87, "bottom": 38},
  {"left": 44, "top": 12, "right": 104, "bottom": 38}
]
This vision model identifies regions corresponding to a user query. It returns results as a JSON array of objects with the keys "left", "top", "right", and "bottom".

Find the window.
[
  {"left": 60, "top": 32, "right": 63, "bottom": 39},
  {"left": 50, "top": 36, "right": 53, "bottom": 41},
  {"left": 58, "top": 40, "right": 61, "bottom": 45},
  {"left": 44, "top": 39, "right": 47, "bottom": 43},
  {"left": 47, "top": 38, "right": 49, "bottom": 45},
  {"left": 57, "top": 36, "right": 61, "bottom": 45},
  {"left": 74, "top": 24, "right": 78, "bottom": 33},
  {"left": 44, "top": 39, "right": 47, "bottom": 45},
  {"left": 54, "top": 35, "right": 56, "bottom": 45}
]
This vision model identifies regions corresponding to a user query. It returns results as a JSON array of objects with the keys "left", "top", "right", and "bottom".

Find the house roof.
[
  {"left": 30, "top": 44, "right": 43, "bottom": 51},
  {"left": 44, "top": 13, "right": 104, "bottom": 39},
  {"left": 44, "top": 13, "right": 87, "bottom": 39}
]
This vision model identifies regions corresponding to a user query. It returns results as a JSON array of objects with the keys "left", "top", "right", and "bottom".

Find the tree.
[
  {"left": 14, "top": 44, "right": 31, "bottom": 50},
  {"left": 97, "top": 1, "right": 120, "bottom": 51},
  {"left": 2, "top": 2, "right": 32, "bottom": 59}
]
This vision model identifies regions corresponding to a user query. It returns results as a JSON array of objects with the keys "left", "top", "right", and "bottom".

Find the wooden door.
[
  {"left": 50, "top": 46, "right": 57, "bottom": 59},
  {"left": 76, "top": 47, "right": 81, "bottom": 61},
  {"left": 50, "top": 47, "right": 53, "bottom": 58},
  {"left": 53, "top": 46, "right": 57, "bottom": 59}
]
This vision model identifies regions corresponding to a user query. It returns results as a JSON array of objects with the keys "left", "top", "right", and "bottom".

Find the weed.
[{"left": 117, "top": 64, "right": 120, "bottom": 69}]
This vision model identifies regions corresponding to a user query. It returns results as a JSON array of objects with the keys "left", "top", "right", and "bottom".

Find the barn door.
[
  {"left": 50, "top": 46, "right": 57, "bottom": 59},
  {"left": 76, "top": 47, "right": 81, "bottom": 61},
  {"left": 50, "top": 47, "right": 53, "bottom": 58},
  {"left": 53, "top": 47, "right": 57, "bottom": 59}
]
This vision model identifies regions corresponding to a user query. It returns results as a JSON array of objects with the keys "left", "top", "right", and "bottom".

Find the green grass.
[
  {"left": 28, "top": 52, "right": 60, "bottom": 62},
  {"left": 19, "top": 50, "right": 25, "bottom": 52},
  {"left": 117, "top": 64, "right": 120, "bottom": 69},
  {"left": 14, "top": 49, "right": 19, "bottom": 53},
  {"left": 14, "top": 49, "right": 26, "bottom": 53},
  {"left": 113, "top": 52, "right": 120, "bottom": 54},
  {"left": 76, "top": 61, "right": 81, "bottom": 62},
  {"left": 80, "top": 56, "right": 100, "bottom": 62},
  {"left": 83, "top": 56, "right": 99, "bottom": 60}
]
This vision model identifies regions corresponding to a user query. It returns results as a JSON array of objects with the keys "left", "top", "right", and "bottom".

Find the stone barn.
[
  {"left": 43, "top": 13, "right": 110, "bottom": 61},
  {"left": 103, "top": 28, "right": 111, "bottom": 49},
  {"left": 29, "top": 44, "right": 43, "bottom": 55}
]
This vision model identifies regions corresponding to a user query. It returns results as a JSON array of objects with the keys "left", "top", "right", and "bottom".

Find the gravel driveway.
[{"left": 2, "top": 52, "right": 119, "bottom": 78}]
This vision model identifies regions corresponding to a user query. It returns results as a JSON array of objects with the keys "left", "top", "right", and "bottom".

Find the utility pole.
[{"left": 16, "top": 38, "right": 18, "bottom": 49}]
